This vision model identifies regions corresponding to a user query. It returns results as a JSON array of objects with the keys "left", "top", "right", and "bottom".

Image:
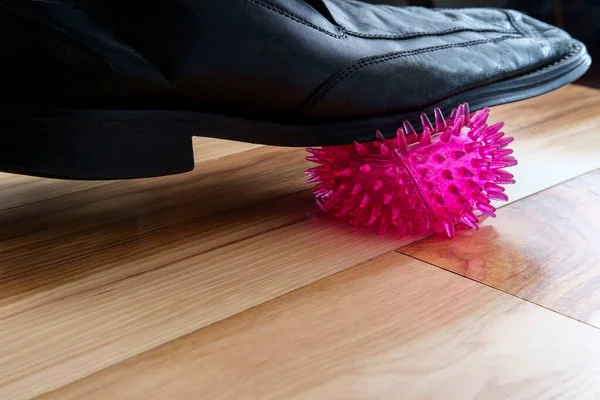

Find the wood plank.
[
  {"left": 0, "top": 200, "right": 408, "bottom": 399},
  {"left": 401, "top": 169, "right": 600, "bottom": 327},
  {"left": 42, "top": 252, "right": 600, "bottom": 400},
  {"left": 1, "top": 84, "right": 600, "bottom": 398}
]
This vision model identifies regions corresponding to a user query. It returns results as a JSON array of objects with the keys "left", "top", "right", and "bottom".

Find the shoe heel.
[{"left": 0, "top": 114, "right": 195, "bottom": 179}]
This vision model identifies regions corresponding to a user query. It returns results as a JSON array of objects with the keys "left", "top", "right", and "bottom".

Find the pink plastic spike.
[{"left": 305, "top": 103, "right": 517, "bottom": 238}]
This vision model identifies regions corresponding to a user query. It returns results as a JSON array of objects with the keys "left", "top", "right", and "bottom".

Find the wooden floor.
[{"left": 1, "top": 84, "right": 600, "bottom": 399}]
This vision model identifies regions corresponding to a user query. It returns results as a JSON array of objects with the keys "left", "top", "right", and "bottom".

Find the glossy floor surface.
[{"left": 1, "top": 84, "right": 600, "bottom": 399}]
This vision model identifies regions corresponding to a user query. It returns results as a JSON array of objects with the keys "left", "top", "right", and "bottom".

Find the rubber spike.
[
  {"left": 434, "top": 108, "right": 447, "bottom": 131},
  {"left": 420, "top": 113, "right": 433, "bottom": 131}
]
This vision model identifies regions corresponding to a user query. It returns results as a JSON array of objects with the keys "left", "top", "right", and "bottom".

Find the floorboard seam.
[
  {"left": 397, "top": 251, "right": 600, "bottom": 331},
  {"left": 394, "top": 166, "right": 600, "bottom": 254}
]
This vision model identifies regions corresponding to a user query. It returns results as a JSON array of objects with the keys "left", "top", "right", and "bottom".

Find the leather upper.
[{"left": 0, "top": 0, "right": 575, "bottom": 121}]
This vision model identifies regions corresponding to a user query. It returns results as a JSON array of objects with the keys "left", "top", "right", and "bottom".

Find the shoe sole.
[{"left": 0, "top": 39, "right": 591, "bottom": 180}]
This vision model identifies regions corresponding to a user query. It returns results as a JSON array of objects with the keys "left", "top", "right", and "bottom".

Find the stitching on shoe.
[
  {"left": 517, "top": 41, "right": 581, "bottom": 77},
  {"left": 249, "top": 0, "right": 519, "bottom": 41},
  {"left": 342, "top": 26, "right": 519, "bottom": 39},
  {"left": 500, "top": 9, "right": 559, "bottom": 37},
  {"left": 247, "top": 0, "right": 347, "bottom": 38},
  {"left": 499, "top": 9, "right": 527, "bottom": 37},
  {"left": 299, "top": 35, "right": 521, "bottom": 112}
]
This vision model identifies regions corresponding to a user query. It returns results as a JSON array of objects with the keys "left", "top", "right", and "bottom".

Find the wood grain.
[
  {"left": 1, "top": 84, "right": 600, "bottom": 398},
  {"left": 402, "top": 169, "right": 600, "bottom": 327},
  {"left": 0, "top": 193, "right": 410, "bottom": 399},
  {"left": 43, "top": 252, "right": 600, "bottom": 400},
  {"left": 192, "top": 137, "right": 261, "bottom": 163}
]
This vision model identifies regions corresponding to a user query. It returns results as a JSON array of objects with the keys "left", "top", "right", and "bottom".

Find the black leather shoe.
[{"left": 0, "top": 0, "right": 591, "bottom": 179}]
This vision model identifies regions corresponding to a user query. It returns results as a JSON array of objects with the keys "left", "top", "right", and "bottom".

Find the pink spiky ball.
[{"left": 305, "top": 103, "right": 517, "bottom": 238}]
